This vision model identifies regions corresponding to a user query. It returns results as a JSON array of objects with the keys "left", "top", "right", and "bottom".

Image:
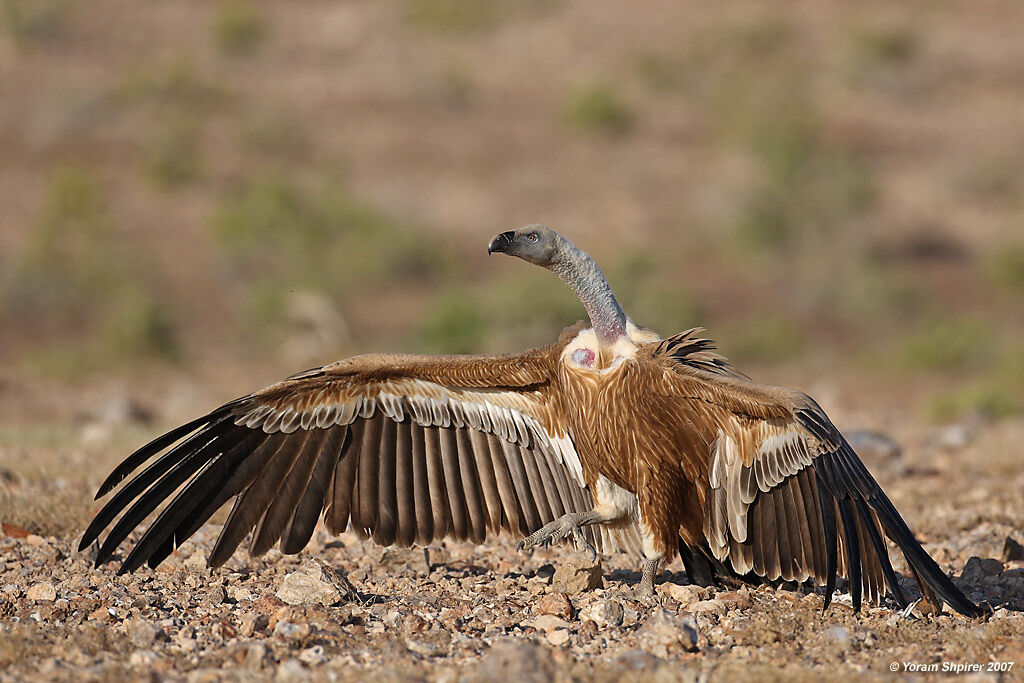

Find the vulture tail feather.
[
  {"left": 836, "top": 497, "right": 863, "bottom": 612},
  {"left": 818, "top": 483, "right": 839, "bottom": 611},
  {"left": 870, "top": 492, "right": 983, "bottom": 617},
  {"left": 855, "top": 498, "right": 908, "bottom": 609}
]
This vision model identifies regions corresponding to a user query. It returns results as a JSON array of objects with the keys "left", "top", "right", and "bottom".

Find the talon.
[{"left": 570, "top": 527, "right": 598, "bottom": 563}]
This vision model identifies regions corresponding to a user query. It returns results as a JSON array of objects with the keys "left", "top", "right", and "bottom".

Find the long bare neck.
[{"left": 549, "top": 238, "right": 627, "bottom": 346}]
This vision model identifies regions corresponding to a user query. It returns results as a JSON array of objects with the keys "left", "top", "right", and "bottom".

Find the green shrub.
[
  {"left": 417, "top": 290, "right": 485, "bottom": 353},
  {"left": 955, "top": 153, "right": 1020, "bottom": 204},
  {"left": 2, "top": 0, "right": 70, "bottom": 46},
  {"left": 610, "top": 251, "right": 704, "bottom": 334},
  {"left": 143, "top": 113, "right": 202, "bottom": 188},
  {"left": 927, "top": 381, "right": 1023, "bottom": 421},
  {"left": 241, "top": 110, "right": 312, "bottom": 162},
  {"left": 561, "top": 83, "right": 633, "bottom": 137},
  {"left": 720, "top": 313, "right": 805, "bottom": 364},
  {"left": 899, "top": 318, "right": 991, "bottom": 372},
  {"left": 847, "top": 24, "right": 918, "bottom": 69},
  {"left": 2, "top": 166, "right": 181, "bottom": 370},
  {"left": 212, "top": 1, "right": 267, "bottom": 57},
  {"left": 635, "top": 51, "right": 694, "bottom": 93},
  {"left": 983, "top": 245, "right": 1024, "bottom": 292},
  {"left": 210, "top": 172, "right": 452, "bottom": 334},
  {"left": 116, "top": 58, "right": 228, "bottom": 110},
  {"left": 406, "top": 0, "right": 500, "bottom": 32}
]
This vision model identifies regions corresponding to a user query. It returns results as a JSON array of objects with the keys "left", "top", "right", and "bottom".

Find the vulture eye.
[{"left": 527, "top": 233, "right": 538, "bottom": 243}]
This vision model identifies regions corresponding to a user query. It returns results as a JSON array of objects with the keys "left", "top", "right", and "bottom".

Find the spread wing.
[
  {"left": 653, "top": 332, "right": 981, "bottom": 617},
  {"left": 80, "top": 341, "right": 597, "bottom": 574}
]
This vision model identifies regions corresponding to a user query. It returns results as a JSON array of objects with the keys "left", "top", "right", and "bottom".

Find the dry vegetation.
[{"left": 1, "top": 0, "right": 1023, "bottom": 679}]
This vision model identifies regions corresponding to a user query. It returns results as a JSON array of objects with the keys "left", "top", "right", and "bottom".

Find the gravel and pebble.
[
  {"left": 0, "top": 518, "right": 1022, "bottom": 681},
  {"left": 1, "top": 396, "right": 1022, "bottom": 680}
]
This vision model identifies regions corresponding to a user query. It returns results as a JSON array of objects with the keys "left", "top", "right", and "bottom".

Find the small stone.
[
  {"left": 405, "top": 629, "right": 451, "bottom": 657},
  {"left": 244, "top": 643, "right": 266, "bottom": 671},
  {"left": 690, "top": 599, "right": 727, "bottom": 616},
  {"left": 845, "top": 430, "right": 901, "bottom": 459},
  {"left": 580, "top": 599, "right": 624, "bottom": 628},
  {"left": 184, "top": 552, "right": 206, "bottom": 569},
  {"left": 537, "top": 593, "right": 573, "bottom": 619},
  {"left": 273, "top": 621, "right": 311, "bottom": 640},
  {"left": 961, "top": 556, "right": 1003, "bottom": 581},
  {"left": 551, "top": 560, "right": 603, "bottom": 595},
  {"left": 25, "top": 534, "right": 46, "bottom": 546},
  {"left": 128, "top": 617, "right": 157, "bottom": 648},
  {"left": 276, "top": 659, "right": 307, "bottom": 679},
  {"left": 532, "top": 614, "right": 570, "bottom": 632},
  {"left": 89, "top": 606, "right": 113, "bottom": 623},
  {"left": 175, "top": 626, "right": 196, "bottom": 652},
  {"left": 615, "top": 650, "right": 662, "bottom": 672},
  {"left": 1003, "top": 537, "right": 1024, "bottom": 563},
  {"left": 298, "top": 645, "right": 325, "bottom": 664},
  {"left": 717, "top": 590, "right": 753, "bottom": 611},
  {"left": 276, "top": 567, "right": 341, "bottom": 606},
  {"left": 473, "top": 639, "right": 554, "bottom": 682},
  {"left": 255, "top": 593, "right": 286, "bottom": 614},
  {"left": 827, "top": 625, "right": 851, "bottom": 649},
  {"left": 26, "top": 582, "right": 56, "bottom": 602},
  {"left": 545, "top": 629, "right": 570, "bottom": 646},
  {"left": 128, "top": 650, "right": 158, "bottom": 667},
  {"left": 239, "top": 613, "right": 257, "bottom": 637},
  {"left": 636, "top": 608, "right": 701, "bottom": 653},
  {"left": 203, "top": 586, "right": 226, "bottom": 606},
  {"left": 1, "top": 523, "right": 29, "bottom": 539},
  {"left": 403, "top": 614, "right": 428, "bottom": 635},
  {"left": 937, "top": 422, "right": 975, "bottom": 450},
  {"left": 229, "top": 587, "right": 254, "bottom": 603},
  {"left": 577, "top": 619, "right": 598, "bottom": 639},
  {"left": 661, "top": 583, "right": 710, "bottom": 605}
]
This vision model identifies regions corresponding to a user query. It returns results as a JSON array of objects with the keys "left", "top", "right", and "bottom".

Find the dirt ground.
[{"left": 0, "top": 375, "right": 1022, "bottom": 682}]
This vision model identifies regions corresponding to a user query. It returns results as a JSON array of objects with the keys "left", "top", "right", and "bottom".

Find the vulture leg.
[
  {"left": 516, "top": 509, "right": 607, "bottom": 560},
  {"left": 639, "top": 557, "right": 661, "bottom": 598}
]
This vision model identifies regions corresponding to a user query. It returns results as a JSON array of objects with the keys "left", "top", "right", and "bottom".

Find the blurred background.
[{"left": 1, "top": 0, "right": 1023, "bottom": 429}]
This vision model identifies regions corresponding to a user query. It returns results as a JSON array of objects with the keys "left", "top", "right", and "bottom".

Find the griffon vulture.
[{"left": 80, "top": 225, "right": 981, "bottom": 617}]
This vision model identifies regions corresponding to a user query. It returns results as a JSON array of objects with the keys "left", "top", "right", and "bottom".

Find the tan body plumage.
[{"left": 81, "top": 225, "right": 982, "bottom": 617}]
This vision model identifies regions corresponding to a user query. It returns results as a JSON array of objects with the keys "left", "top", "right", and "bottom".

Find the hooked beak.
[{"left": 487, "top": 231, "right": 515, "bottom": 255}]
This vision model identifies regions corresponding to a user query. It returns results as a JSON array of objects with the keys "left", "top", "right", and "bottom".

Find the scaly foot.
[
  {"left": 516, "top": 512, "right": 598, "bottom": 561},
  {"left": 636, "top": 557, "right": 661, "bottom": 603}
]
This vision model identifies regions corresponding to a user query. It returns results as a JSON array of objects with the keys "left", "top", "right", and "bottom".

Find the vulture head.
[
  {"left": 487, "top": 224, "right": 562, "bottom": 267},
  {"left": 488, "top": 223, "right": 628, "bottom": 345}
]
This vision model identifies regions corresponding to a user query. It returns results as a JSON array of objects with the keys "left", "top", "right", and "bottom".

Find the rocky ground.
[{"left": 1, "top": 384, "right": 1023, "bottom": 682}]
